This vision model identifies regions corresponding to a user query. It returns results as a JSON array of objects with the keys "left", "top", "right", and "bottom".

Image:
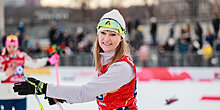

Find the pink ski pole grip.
[{"left": 48, "top": 53, "right": 60, "bottom": 65}]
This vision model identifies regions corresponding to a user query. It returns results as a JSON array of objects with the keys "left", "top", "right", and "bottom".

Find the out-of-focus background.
[{"left": 0, "top": 0, "right": 220, "bottom": 110}]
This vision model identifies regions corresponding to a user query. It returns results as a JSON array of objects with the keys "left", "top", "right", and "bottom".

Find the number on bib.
[
  {"left": 16, "top": 66, "right": 24, "bottom": 75},
  {"left": 96, "top": 94, "right": 104, "bottom": 101}
]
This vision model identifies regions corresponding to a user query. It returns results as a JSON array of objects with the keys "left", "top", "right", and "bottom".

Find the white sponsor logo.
[
  {"left": 10, "top": 76, "right": 24, "bottom": 82},
  {"left": 99, "top": 102, "right": 106, "bottom": 106}
]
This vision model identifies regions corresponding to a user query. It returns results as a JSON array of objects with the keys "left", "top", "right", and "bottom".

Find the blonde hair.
[{"left": 93, "top": 37, "right": 132, "bottom": 71}]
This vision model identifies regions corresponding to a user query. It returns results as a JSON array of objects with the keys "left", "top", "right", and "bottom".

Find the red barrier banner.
[{"left": 136, "top": 67, "right": 220, "bottom": 81}]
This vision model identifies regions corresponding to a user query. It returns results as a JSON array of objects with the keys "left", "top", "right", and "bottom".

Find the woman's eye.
[
  {"left": 111, "top": 34, "right": 116, "bottom": 36},
  {"left": 101, "top": 32, "right": 106, "bottom": 34}
]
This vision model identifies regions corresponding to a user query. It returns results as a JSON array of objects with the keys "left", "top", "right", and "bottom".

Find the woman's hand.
[
  {"left": 13, "top": 77, "right": 47, "bottom": 95},
  {"left": 44, "top": 97, "right": 66, "bottom": 105}
]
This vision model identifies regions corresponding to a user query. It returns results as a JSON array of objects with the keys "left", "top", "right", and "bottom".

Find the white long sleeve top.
[{"left": 46, "top": 51, "right": 135, "bottom": 103}]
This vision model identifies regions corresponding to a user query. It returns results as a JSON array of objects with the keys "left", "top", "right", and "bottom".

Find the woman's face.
[
  {"left": 6, "top": 45, "right": 18, "bottom": 54},
  {"left": 98, "top": 30, "right": 122, "bottom": 53}
]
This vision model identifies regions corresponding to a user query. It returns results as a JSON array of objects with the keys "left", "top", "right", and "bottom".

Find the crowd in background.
[
  {"left": 48, "top": 25, "right": 94, "bottom": 55},
  {"left": 126, "top": 14, "right": 220, "bottom": 67},
  {"left": 1, "top": 22, "right": 95, "bottom": 58},
  {"left": 1, "top": 14, "right": 220, "bottom": 67}
]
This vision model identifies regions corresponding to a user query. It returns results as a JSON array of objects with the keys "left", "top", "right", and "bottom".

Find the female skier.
[
  {"left": 14, "top": 9, "right": 138, "bottom": 110},
  {"left": 0, "top": 35, "right": 51, "bottom": 110}
]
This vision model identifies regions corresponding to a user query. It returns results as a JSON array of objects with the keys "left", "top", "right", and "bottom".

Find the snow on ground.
[{"left": 26, "top": 68, "right": 220, "bottom": 110}]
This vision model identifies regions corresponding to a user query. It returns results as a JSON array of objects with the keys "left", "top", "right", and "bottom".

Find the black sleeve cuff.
[{"left": 43, "top": 83, "right": 47, "bottom": 94}]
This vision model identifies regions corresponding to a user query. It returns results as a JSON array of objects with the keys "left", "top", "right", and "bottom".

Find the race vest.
[
  {"left": 96, "top": 56, "right": 138, "bottom": 110},
  {"left": 0, "top": 52, "right": 26, "bottom": 83}
]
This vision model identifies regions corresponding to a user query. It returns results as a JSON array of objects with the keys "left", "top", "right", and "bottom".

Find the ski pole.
[
  {"left": 55, "top": 62, "right": 60, "bottom": 84},
  {"left": 49, "top": 53, "right": 64, "bottom": 110},
  {"left": 57, "top": 101, "right": 64, "bottom": 110},
  {"left": 21, "top": 75, "right": 44, "bottom": 110},
  {"left": 55, "top": 61, "right": 64, "bottom": 110}
]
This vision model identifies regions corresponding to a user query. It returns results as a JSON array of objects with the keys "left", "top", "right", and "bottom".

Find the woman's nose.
[{"left": 103, "top": 33, "right": 111, "bottom": 41}]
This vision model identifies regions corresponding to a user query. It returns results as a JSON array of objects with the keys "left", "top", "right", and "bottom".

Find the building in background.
[
  {"left": 4, "top": 0, "right": 40, "bottom": 7},
  {"left": 158, "top": 0, "right": 211, "bottom": 21}
]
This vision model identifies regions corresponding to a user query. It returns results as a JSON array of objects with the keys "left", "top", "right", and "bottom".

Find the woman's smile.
[{"left": 98, "top": 30, "right": 122, "bottom": 52}]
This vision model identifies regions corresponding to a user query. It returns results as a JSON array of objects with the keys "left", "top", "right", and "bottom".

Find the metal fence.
[
  {"left": 53, "top": 52, "right": 220, "bottom": 67},
  {"left": 59, "top": 53, "right": 94, "bottom": 66},
  {"left": 133, "top": 52, "right": 220, "bottom": 67}
]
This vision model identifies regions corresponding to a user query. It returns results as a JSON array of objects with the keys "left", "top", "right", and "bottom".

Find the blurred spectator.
[
  {"left": 76, "top": 26, "right": 85, "bottom": 44},
  {"left": 191, "top": 40, "right": 201, "bottom": 52},
  {"left": 212, "top": 14, "right": 220, "bottom": 39},
  {"left": 178, "top": 34, "right": 189, "bottom": 66},
  {"left": 184, "top": 33, "right": 191, "bottom": 44},
  {"left": 194, "top": 22, "right": 203, "bottom": 48},
  {"left": 18, "top": 21, "right": 25, "bottom": 36},
  {"left": 205, "top": 29, "right": 215, "bottom": 47},
  {"left": 164, "top": 37, "right": 175, "bottom": 66},
  {"left": 77, "top": 33, "right": 94, "bottom": 53},
  {"left": 32, "top": 39, "right": 41, "bottom": 54},
  {"left": 69, "top": 40, "right": 78, "bottom": 53},
  {"left": 185, "top": 19, "right": 191, "bottom": 36},
  {"left": 17, "top": 22, "right": 25, "bottom": 50},
  {"left": 164, "top": 37, "right": 175, "bottom": 52},
  {"left": 62, "top": 46, "right": 73, "bottom": 56},
  {"left": 84, "top": 34, "right": 94, "bottom": 52},
  {"left": 23, "top": 35, "right": 33, "bottom": 54},
  {"left": 150, "top": 17, "right": 157, "bottom": 45},
  {"left": 61, "top": 32, "right": 71, "bottom": 47},
  {"left": 139, "top": 43, "right": 150, "bottom": 67},
  {"left": 157, "top": 44, "right": 166, "bottom": 66},
  {"left": 178, "top": 37, "right": 189, "bottom": 53},
  {"left": 201, "top": 41, "right": 213, "bottom": 66},
  {"left": 137, "top": 25, "right": 144, "bottom": 49},
  {"left": 168, "top": 16, "right": 176, "bottom": 37},
  {"left": 134, "top": 18, "right": 140, "bottom": 30},
  {"left": 15, "top": 31, "right": 23, "bottom": 50},
  {"left": 126, "top": 17, "right": 133, "bottom": 36},
  {"left": 56, "top": 25, "right": 65, "bottom": 45},
  {"left": 216, "top": 39, "right": 220, "bottom": 66},
  {"left": 180, "top": 26, "right": 191, "bottom": 44},
  {"left": 191, "top": 40, "right": 203, "bottom": 66},
  {"left": 216, "top": 39, "right": 220, "bottom": 51},
  {"left": 130, "top": 25, "right": 144, "bottom": 50},
  {"left": 48, "top": 25, "right": 57, "bottom": 45},
  {"left": 130, "top": 27, "right": 136, "bottom": 50},
  {"left": 1, "top": 34, "right": 7, "bottom": 47}
]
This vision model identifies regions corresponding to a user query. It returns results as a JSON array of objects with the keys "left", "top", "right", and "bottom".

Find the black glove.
[
  {"left": 44, "top": 97, "right": 66, "bottom": 105},
  {"left": 13, "top": 77, "right": 47, "bottom": 95},
  {"left": 46, "top": 61, "right": 51, "bottom": 66}
]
